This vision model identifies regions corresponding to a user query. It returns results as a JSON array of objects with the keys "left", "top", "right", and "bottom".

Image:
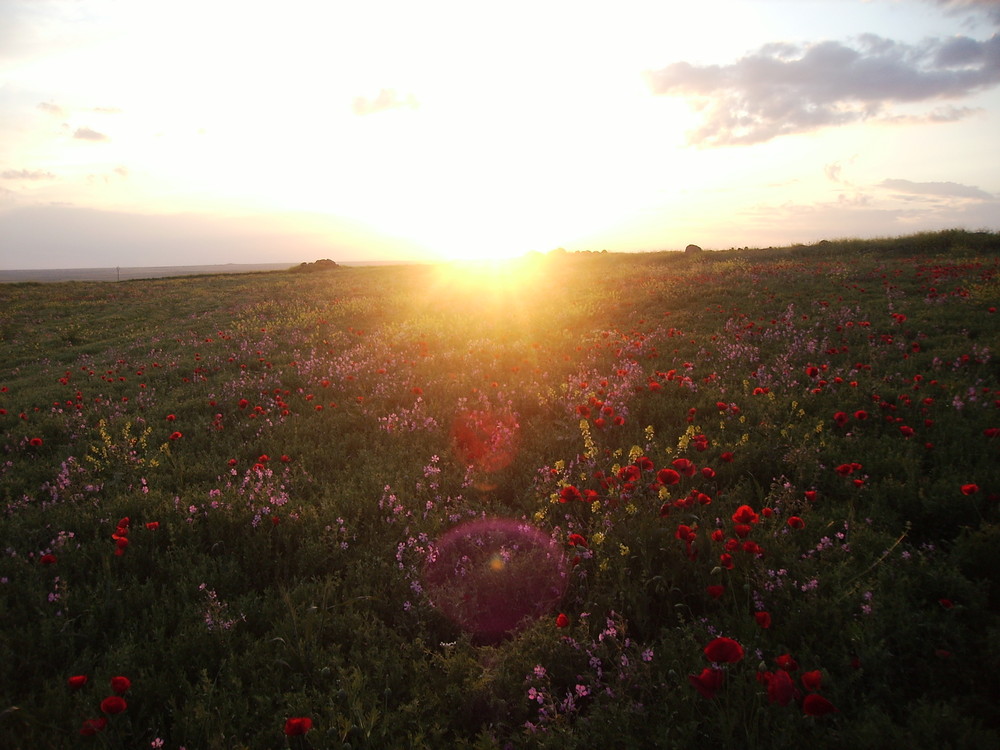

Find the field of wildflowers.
[{"left": 2, "top": 229, "right": 999, "bottom": 748}]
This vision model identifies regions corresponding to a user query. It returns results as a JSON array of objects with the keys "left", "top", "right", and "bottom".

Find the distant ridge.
[{"left": 0, "top": 260, "right": 412, "bottom": 283}]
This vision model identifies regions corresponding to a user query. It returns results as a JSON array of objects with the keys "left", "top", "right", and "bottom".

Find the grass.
[{"left": 1, "top": 229, "right": 999, "bottom": 748}]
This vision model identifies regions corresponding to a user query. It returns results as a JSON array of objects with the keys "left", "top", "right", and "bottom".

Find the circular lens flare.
[{"left": 423, "top": 518, "right": 568, "bottom": 640}]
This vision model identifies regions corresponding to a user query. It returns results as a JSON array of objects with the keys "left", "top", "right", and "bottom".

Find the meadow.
[{"left": 1, "top": 229, "right": 998, "bottom": 749}]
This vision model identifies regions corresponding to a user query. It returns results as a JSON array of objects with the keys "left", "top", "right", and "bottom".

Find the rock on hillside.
[{"left": 292, "top": 259, "right": 340, "bottom": 273}]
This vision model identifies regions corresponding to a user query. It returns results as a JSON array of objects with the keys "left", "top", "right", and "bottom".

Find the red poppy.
[
  {"left": 960, "top": 484, "right": 979, "bottom": 496},
  {"left": 689, "top": 667, "right": 725, "bottom": 699},
  {"left": 775, "top": 653, "right": 798, "bottom": 672},
  {"left": 657, "top": 468, "right": 680, "bottom": 486},
  {"left": 39, "top": 553, "right": 57, "bottom": 565},
  {"left": 766, "top": 668, "right": 797, "bottom": 706},
  {"left": 720, "top": 451, "right": 734, "bottom": 462},
  {"left": 719, "top": 553, "right": 734, "bottom": 570},
  {"left": 675, "top": 524, "right": 697, "bottom": 542},
  {"left": 755, "top": 611, "right": 772, "bottom": 629},
  {"left": 787, "top": 516, "right": 805, "bottom": 530},
  {"left": 29, "top": 437, "right": 43, "bottom": 447},
  {"left": 145, "top": 521, "right": 159, "bottom": 531},
  {"left": 804, "top": 490, "right": 818, "bottom": 502},
  {"left": 731, "top": 505, "right": 759, "bottom": 525},
  {"left": 567, "top": 533, "right": 588, "bottom": 548},
  {"left": 79, "top": 717, "right": 108, "bottom": 736},
  {"left": 938, "top": 598, "right": 954, "bottom": 609},
  {"left": 165, "top": 414, "right": 176, "bottom": 421},
  {"left": 555, "top": 613, "right": 569, "bottom": 628},
  {"left": 67, "top": 674, "right": 88, "bottom": 690},
  {"left": 168, "top": 431, "right": 182, "bottom": 441},
  {"left": 100, "top": 695, "right": 127, "bottom": 715},
  {"left": 854, "top": 410, "right": 869, "bottom": 420},
  {"left": 284, "top": 717, "right": 313, "bottom": 736},
  {"left": 559, "top": 485, "right": 583, "bottom": 503},
  {"left": 672, "top": 458, "right": 697, "bottom": 477},
  {"left": 706, "top": 584, "right": 725, "bottom": 599},
  {"left": 701, "top": 466, "right": 716, "bottom": 479},
  {"left": 110, "top": 676, "right": 131, "bottom": 695},
  {"left": 802, "top": 693, "right": 838, "bottom": 716},
  {"left": 703, "top": 637, "right": 744, "bottom": 663},
  {"left": 801, "top": 669, "right": 823, "bottom": 692}
]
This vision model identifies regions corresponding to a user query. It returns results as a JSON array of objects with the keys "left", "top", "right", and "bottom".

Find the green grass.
[{"left": 2, "top": 230, "right": 999, "bottom": 748}]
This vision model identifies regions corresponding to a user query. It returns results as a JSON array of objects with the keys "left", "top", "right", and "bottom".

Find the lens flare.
[{"left": 423, "top": 518, "right": 568, "bottom": 641}]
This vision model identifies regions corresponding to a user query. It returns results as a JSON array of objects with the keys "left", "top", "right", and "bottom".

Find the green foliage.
[{"left": 1, "top": 231, "right": 999, "bottom": 748}]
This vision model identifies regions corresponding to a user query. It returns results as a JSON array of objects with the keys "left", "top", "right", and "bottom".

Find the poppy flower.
[
  {"left": 802, "top": 693, "right": 838, "bottom": 716},
  {"left": 766, "top": 668, "right": 797, "bottom": 706},
  {"left": 703, "top": 637, "right": 744, "bottom": 664},
  {"left": 960, "top": 484, "right": 979, "bottom": 496},
  {"left": 804, "top": 490, "right": 818, "bottom": 502},
  {"left": 559, "top": 485, "right": 583, "bottom": 503},
  {"left": 110, "top": 676, "right": 131, "bottom": 695},
  {"left": 567, "top": 533, "right": 588, "bottom": 548},
  {"left": 168, "top": 431, "right": 182, "bottom": 441},
  {"left": 731, "top": 505, "right": 759, "bottom": 525},
  {"left": 801, "top": 670, "right": 823, "bottom": 692},
  {"left": 145, "top": 521, "right": 159, "bottom": 530},
  {"left": 787, "top": 516, "right": 805, "bottom": 530},
  {"left": 706, "top": 584, "right": 725, "bottom": 599},
  {"left": 755, "top": 611, "right": 772, "bottom": 629},
  {"left": 775, "top": 653, "right": 798, "bottom": 672},
  {"left": 79, "top": 717, "right": 108, "bottom": 736},
  {"left": 39, "top": 553, "right": 57, "bottom": 565},
  {"left": 29, "top": 437, "right": 43, "bottom": 447},
  {"left": 100, "top": 695, "right": 127, "bottom": 715},
  {"left": 672, "top": 458, "right": 697, "bottom": 477},
  {"left": 283, "top": 717, "right": 313, "bottom": 736},
  {"left": 720, "top": 451, "right": 734, "bottom": 462},
  {"left": 689, "top": 667, "right": 725, "bottom": 699},
  {"left": 67, "top": 675, "right": 88, "bottom": 690},
  {"left": 555, "top": 613, "right": 569, "bottom": 628},
  {"left": 657, "top": 468, "right": 680, "bottom": 486}
]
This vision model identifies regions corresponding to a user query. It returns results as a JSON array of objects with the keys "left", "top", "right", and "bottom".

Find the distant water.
[{"left": 0, "top": 261, "right": 406, "bottom": 283}]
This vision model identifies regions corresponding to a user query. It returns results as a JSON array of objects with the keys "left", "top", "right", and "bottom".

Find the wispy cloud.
[
  {"left": 930, "top": 0, "right": 1000, "bottom": 26},
  {"left": 37, "top": 101, "right": 66, "bottom": 118},
  {"left": 2, "top": 169, "right": 56, "bottom": 180},
  {"left": 646, "top": 33, "right": 1000, "bottom": 146},
  {"left": 878, "top": 178, "right": 994, "bottom": 200},
  {"left": 352, "top": 88, "right": 418, "bottom": 116},
  {"left": 73, "top": 127, "right": 109, "bottom": 142}
]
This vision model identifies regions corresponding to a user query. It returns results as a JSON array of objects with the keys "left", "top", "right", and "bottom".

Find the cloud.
[
  {"left": 91, "top": 106, "right": 123, "bottom": 114},
  {"left": 352, "top": 88, "right": 419, "bottom": 116},
  {"left": 929, "top": 0, "right": 1000, "bottom": 26},
  {"left": 73, "top": 127, "right": 109, "bottom": 142},
  {"left": 646, "top": 32, "right": 1000, "bottom": 146},
  {"left": 878, "top": 178, "right": 994, "bottom": 200},
  {"left": 37, "top": 101, "right": 66, "bottom": 118},
  {"left": 2, "top": 169, "right": 56, "bottom": 180}
]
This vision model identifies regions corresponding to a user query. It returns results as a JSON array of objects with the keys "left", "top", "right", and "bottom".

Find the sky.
[{"left": 1, "top": 0, "right": 999, "bottom": 268}]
